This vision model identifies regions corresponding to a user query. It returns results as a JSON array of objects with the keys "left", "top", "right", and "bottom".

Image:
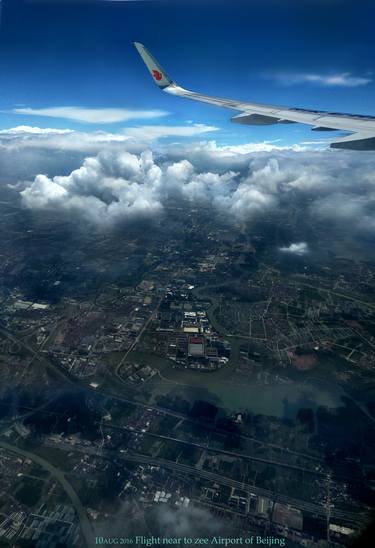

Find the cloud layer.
[
  {"left": 270, "top": 71, "right": 372, "bottom": 87},
  {"left": 17, "top": 133, "right": 375, "bottom": 246},
  {"left": 0, "top": 121, "right": 373, "bottom": 261},
  {"left": 13, "top": 106, "right": 169, "bottom": 124},
  {"left": 0, "top": 124, "right": 219, "bottom": 153}
]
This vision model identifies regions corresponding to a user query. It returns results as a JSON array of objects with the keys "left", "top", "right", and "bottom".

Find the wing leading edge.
[{"left": 134, "top": 42, "right": 375, "bottom": 151}]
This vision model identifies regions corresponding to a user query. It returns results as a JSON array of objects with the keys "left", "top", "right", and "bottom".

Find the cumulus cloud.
[
  {"left": 20, "top": 146, "right": 311, "bottom": 225},
  {"left": 20, "top": 150, "right": 164, "bottom": 224},
  {"left": 279, "top": 242, "right": 309, "bottom": 255},
  {"left": 13, "top": 106, "right": 169, "bottom": 124},
  {"left": 5, "top": 124, "right": 375, "bottom": 252},
  {"left": 270, "top": 71, "right": 372, "bottom": 87}
]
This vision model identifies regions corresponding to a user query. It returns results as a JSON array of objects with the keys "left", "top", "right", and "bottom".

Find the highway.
[
  {"left": 44, "top": 439, "right": 364, "bottom": 525},
  {"left": 118, "top": 454, "right": 363, "bottom": 523},
  {"left": 114, "top": 296, "right": 163, "bottom": 380},
  {"left": 0, "top": 440, "right": 94, "bottom": 548},
  {"left": 102, "top": 422, "right": 327, "bottom": 477},
  {"left": 291, "top": 278, "right": 375, "bottom": 311},
  {"left": 90, "top": 388, "right": 325, "bottom": 466},
  {"left": 0, "top": 326, "right": 72, "bottom": 383}
]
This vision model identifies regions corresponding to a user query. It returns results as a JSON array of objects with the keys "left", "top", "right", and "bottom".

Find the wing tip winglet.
[{"left": 133, "top": 42, "right": 173, "bottom": 89}]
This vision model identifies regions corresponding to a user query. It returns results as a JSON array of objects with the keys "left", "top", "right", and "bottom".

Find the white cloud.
[
  {"left": 13, "top": 106, "right": 169, "bottom": 124},
  {"left": 155, "top": 505, "right": 222, "bottom": 538},
  {"left": 300, "top": 140, "right": 330, "bottom": 146},
  {"left": 123, "top": 123, "right": 219, "bottom": 140},
  {"left": 0, "top": 124, "right": 218, "bottom": 152},
  {"left": 20, "top": 150, "right": 164, "bottom": 224},
  {"left": 0, "top": 125, "right": 74, "bottom": 135},
  {"left": 279, "top": 242, "right": 309, "bottom": 255},
  {"left": 270, "top": 71, "right": 372, "bottom": 87},
  {"left": 3, "top": 125, "right": 374, "bottom": 245},
  {"left": 16, "top": 148, "right": 327, "bottom": 226},
  {"left": 200, "top": 140, "right": 308, "bottom": 156},
  {"left": 0, "top": 126, "right": 131, "bottom": 153}
]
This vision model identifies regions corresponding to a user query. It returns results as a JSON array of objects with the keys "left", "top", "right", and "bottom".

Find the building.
[{"left": 188, "top": 336, "right": 204, "bottom": 357}]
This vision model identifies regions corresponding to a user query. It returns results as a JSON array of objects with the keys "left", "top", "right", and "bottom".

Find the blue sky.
[{"left": 0, "top": 0, "right": 374, "bottom": 146}]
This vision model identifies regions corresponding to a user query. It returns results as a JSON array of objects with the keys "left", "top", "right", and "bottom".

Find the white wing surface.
[{"left": 134, "top": 42, "right": 375, "bottom": 151}]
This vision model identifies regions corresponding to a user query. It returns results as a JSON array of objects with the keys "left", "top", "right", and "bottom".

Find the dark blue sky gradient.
[{"left": 0, "top": 0, "right": 374, "bottom": 143}]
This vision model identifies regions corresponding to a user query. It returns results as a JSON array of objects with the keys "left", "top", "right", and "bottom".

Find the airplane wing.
[{"left": 134, "top": 42, "right": 375, "bottom": 151}]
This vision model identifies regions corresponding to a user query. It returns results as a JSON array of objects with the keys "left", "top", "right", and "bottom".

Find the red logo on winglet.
[{"left": 152, "top": 69, "right": 163, "bottom": 81}]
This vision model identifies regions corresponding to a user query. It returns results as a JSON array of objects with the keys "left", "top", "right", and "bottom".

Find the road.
[
  {"left": 0, "top": 440, "right": 94, "bottom": 548},
  {"left": 44, "top": 439, "right": 364, "bottom": 525},
  {"left": 0, "top": 326, "right": 72, "bottom": 383},
  {"left": 103, "top": 422, "right": 326, "bottom": 477},
  {"left": 0, "top": 322, "right": 326, "bottom": 467},
  {"left": 291, "top": 279, "right": 375, "bottom": 311},
  {"left": 0, "top": 309, "right": 370, "bottom": 532},
  {"left": 115, "top": 296, "right": 163, "bottom": 380},
  {"left": 118, "top": 454, "right": 362, "bottom": 523}
]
